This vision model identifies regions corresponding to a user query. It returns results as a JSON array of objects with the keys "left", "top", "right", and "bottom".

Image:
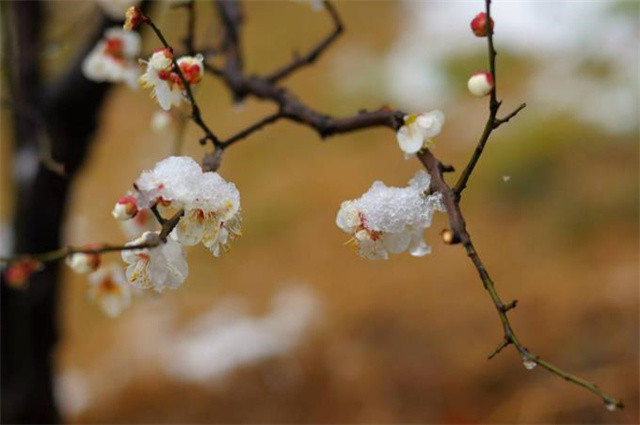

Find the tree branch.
[
  {"left": 453, "top": 0, "right": 526, "bottom": 196},
  {"left": 265, "top": 0, "right": 343, "bottom": 83}
]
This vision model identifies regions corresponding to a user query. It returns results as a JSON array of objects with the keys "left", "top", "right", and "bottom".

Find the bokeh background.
[{"left": 1, "top": 1, "right": 638, "bottom": 423}]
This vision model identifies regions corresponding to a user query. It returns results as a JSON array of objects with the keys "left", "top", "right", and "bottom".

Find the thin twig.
[
  {"left": 453, "top": 0, "right": 526, "bottom": 196},
  {"left": 0, "top": 209, "right": 185, "bottom": 266},
  {"left": 220, "top": 111, "right": 284, "bottom": 149},
  {"left": 143, "top": 15, "right": 220, "bottom": 145},
  {"left": 265, "top": 0, "right": 343, "bottom": 83}
]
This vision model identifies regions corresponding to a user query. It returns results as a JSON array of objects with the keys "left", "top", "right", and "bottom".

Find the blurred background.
[{"left": 1, "top": 0, "right": 638, "bottom": 423}]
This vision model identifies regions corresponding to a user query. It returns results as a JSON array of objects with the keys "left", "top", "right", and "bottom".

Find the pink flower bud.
[
  {"left": 112, "top": 196, "right": 138, "bottom": 220},
  {"left": 66, "top": 252, "right": 101, "bottom": 274},
  {"left": 470, "top": 12, "right": 494, "bottom": 37},
  {"left": 5, "top": 260, "right": 40, "bottom": 288},
  {"left": 123, "top": 6, "right": 144, "bottom": 31},
  {"left": 467, "top": 71, "right": 494, "bottom": 97}
]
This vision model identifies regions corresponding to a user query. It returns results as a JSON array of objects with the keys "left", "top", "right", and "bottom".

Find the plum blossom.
[
  {"left": 131, "top": 156, "right": 242, "bottom": 256},
  {"left": 139, "top": 49, "right": 204, "bottom": 110},
  {"left": 336, "top": 170, "right": 445, "bottom": 260},
  {"left": 120, "top": 207, "right": 159, "bottom": 238},
  {"left": 121, "top": 231, "right": 188, "bottom": 292},
  {"left": 66, "top": 252, "right": 101, "bottom": 274},
  {"left": 396, "top": 110, "right": 445, "bottom": 155},
  {"left": 82, "top": 28, "right": 141, "bottom": 88},
  {"left": 88, "top": 264, "right": 131, "bottom": 317}
]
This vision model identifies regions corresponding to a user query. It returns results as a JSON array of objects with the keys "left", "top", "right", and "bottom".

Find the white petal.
[{"left": 396, "top": 126, "right": 423, "bottom": 154}]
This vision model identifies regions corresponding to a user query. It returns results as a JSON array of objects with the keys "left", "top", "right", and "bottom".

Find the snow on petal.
[{"left": 336, "top": 170, "right": 443, "bottom": 260}]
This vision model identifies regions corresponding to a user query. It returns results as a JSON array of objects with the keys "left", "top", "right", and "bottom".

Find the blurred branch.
[
  {"left": 265, "top": 0, "right": 343, "bottom": 83},
  {"left": 0, "top": 209, "right": 184, "bottom": 266}
]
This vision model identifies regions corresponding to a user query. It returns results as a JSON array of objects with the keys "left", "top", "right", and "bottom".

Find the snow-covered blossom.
[
  {"left": 88, "top": 264, "right": 131, "bottom": 317},
  {"left": 396, "top": 110, "right": 445, "bottom": 154},
  {"left": 82, "top": 28, "right": 140, "bottom": 88},
  {"left": 336, "top": 170, "right": 445, "bottom": 260},
  {"left": 151, "top": 110, "right": 173, "bottom": 132},
  {"left": 112, "top": 195, "right": 138, "bottom": 220},
  {"left": 468, "top": 71, "right": 494, "bottom": 97},
  {"left": 121, "top": 231, "right": 188, "bottom": 292},
  {"left": 139, "top": 50, "right": 204, "bottom": 110},
  {"left": 66, "top": 252, "right": 101, "bottom": 274},
  {"left": 132, "top": 156, "right": 242, "bottom": 257},
  {"left": 96, "top": 0, "right": 141, "bottom": 20},
  {"left": 470, "top": 12, "right": 494, "bottom": 37},
  {"left": 120, "top": 207, "right": 159, "bottom": 238}
]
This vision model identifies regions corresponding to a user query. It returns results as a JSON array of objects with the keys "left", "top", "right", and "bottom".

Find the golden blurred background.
[{"left": 1, "top": 1, "right": 638, "bottom": 423}]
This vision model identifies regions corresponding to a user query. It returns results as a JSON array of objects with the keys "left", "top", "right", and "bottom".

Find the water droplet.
[
  {"left": 605, "top": 402, "right": 617, "bottom": 412},
  {"left": 522, "top": 356, "right": 537, "bottom": 370}
]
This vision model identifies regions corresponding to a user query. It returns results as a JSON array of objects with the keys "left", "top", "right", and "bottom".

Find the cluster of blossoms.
[
  {"left": 139, "top": 49, "right": 204, "bottom": 110},
  {"left": 336, "top": 171, "right": 445, "bottom": 260},
  {"left": 82, "top": 27, "right": 141, "bottom": 88},
  {"left": 113, "top": 156, "right": 241, "bottom": 290}
]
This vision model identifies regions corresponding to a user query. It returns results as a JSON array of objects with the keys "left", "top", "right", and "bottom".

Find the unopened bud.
[
  {"left": 441, "top": 229, "right": 459, "bottom": 244},
  {"left": 123, "top": 6, "right": 144, "bottom": 31},
  {"left": 112, "top": 196, "right": 138, "bottom": 220},
  {"left": 470, "top": 12, "right": 494, "bottom": 37},
  {"left": 4, "top": 260, "right": 40, "bottom": 288},
  {"left": 66, "top": 252, "right": 101, "bottom": 274},
  {"left": 467, "top": 71, "right": 494, "bottom": 97}
]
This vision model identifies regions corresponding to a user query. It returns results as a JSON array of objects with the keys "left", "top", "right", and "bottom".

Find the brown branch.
[
  {"left": 0, "top": 209, "right": 184, "bottom": 266},
  {"left": 417, "top": 149, "right": 623, "bottom": 410},
  {"left": 265, "top": 0, "right": 343, "bottom": 83},
  {"left": 220, "top": 111, "right": 284, "bottom": 149}
]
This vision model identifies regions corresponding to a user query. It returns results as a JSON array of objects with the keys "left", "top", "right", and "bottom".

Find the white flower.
[
  {"left": 130, "top": 156, "right": 243, "bottom": 256},
  {"left": 151, "top": 110, "right": 173, "bottom": 133},
  {"left": 336, "top": 170, "right": 445, "bottom": 260},
  {"left": 396, "top": 110, "right": 445, "bottom": 154},
  {"left": 467, "top": 71, "right": 494, "bottom": 97},
  {"left": 82, "top": 27, "right": 141, "bottom": 88},
  {"left": 66, "top": 252, "right": 101, "bottom": 274},
  {"left": 88, "top": 264, "right": 131, "bottom": 318},
  {"left": 96, "top": 0, "right": 141, "bottom": 20},
  {"left": 121, "top": 231, "right": 188, "bottom": 292},
  {"left": 119, "top": 207, "right": 159, "bottom": 238},
  {"left": 139, "top": 50, "right": 204, "bottom": 111}
]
